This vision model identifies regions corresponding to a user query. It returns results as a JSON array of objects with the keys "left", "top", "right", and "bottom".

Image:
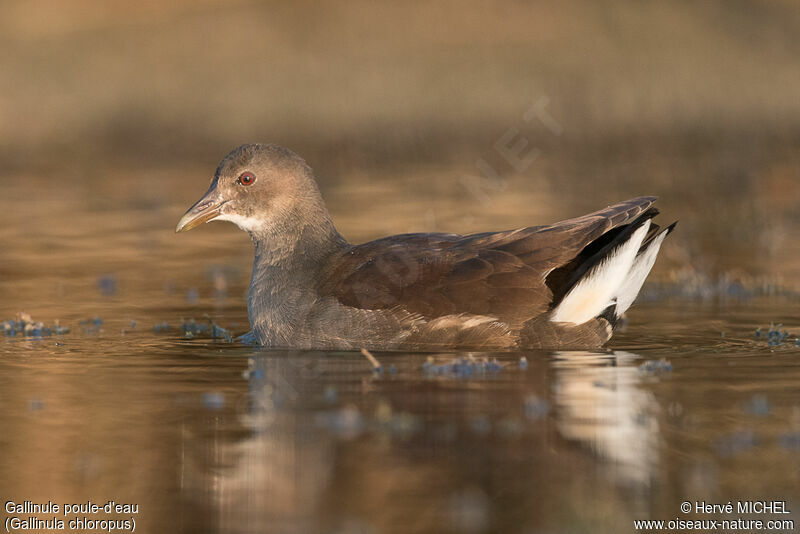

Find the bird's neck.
[
  {"left": 246, "top": 202, "right": 347, "bottom": 345},
  {"left": 249, "top": 198, "right": 347, "bottom": 270},
  {"left": 251, "top": 224, "right": 345, "bottom": 274}
]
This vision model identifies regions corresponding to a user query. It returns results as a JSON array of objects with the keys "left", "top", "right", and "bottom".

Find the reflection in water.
[
  {"left": 551, "top": 351, "right": 660, "bottom": 487},
  {"left": 3, "top": 330, "right": 800, "bottom": 533},
  {"left": 176, "top": 349, "right": 667, "bottom": 533},
  {"left": 181, "top": 356, "right": 336, "bottom": 534}
]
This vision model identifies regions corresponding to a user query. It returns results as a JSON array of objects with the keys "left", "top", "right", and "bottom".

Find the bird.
[{"left": 176, "top": 144, "right": 675, "bottom": 351}]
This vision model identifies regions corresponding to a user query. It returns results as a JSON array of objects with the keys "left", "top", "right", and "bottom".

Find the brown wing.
[{"left": 320, "top": 197, "right": 657, "bottom": 327}]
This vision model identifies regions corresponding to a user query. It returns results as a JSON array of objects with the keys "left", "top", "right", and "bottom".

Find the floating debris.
[
  {"left": 755, "top": 323, "right": 794, "bottom": 346},
  {"left": 639, "top": 358, "right": 673, "bottom": 374},
  {"left": 768, "top": 324, "right": 790, "bottom": 346},
  {"left": 185, "top": 317, "right": 232, "bottom": 342},
  {"left": 152, "top": 317, "right": 233, "bottom": 342},
  {"left": 209, "top": 320, "right": 233, "bottom": 342},
  {"left": 423, "top": 355, "right": 505, "bottom": 378},
  {"left": 120, "top": 320, "right": 138, "bottom": 335},
  {"left": 518, "top": 356, "right": 529, "bottom": 370},
  {"left": 97, "top": 274, "right": 117, "bottom": 296},
  {"left": 2, "top": 313, "right": 70, "bottom": 338},
  {"left": 742, "top": 394, "right": 770, "bottom": 417},
  {"left": 77, "top": 316, "right": 103, "bottom": 335},
  {"left": 186, "top": 287, "right": 199, "bottom": 304},
  {"left": 360, "top": 348, "right": 382, "bottom": 374},
  {"left": 181, "top": 318, "right": 207, "bottom": 337},
  {"left": 28, "top": 398, "right": 45, "bottom": 412},
  {"left": 153, "top": 322, "right": 172, "bottom": 333},
  {"left": 51, "top": 322, "right": 68, "bottom": 336},
  {"left": 2, "top": 322, "right": 15, "bottom": 337}
]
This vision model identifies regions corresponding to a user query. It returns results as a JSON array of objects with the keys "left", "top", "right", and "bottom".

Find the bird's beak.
[{"left": 175, "top": 181, "right": 226, "bottom": 233}]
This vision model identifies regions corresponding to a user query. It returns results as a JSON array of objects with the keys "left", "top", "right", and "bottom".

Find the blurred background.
[
  {"left": 3, "top": 3, "right": 800, "bottom": 534},
  {"left": 2, "top": 0, "right": 800, "bottom": 300}
]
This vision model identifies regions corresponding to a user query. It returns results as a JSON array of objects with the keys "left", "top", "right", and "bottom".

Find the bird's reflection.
[
  {"left": 180, "top": 353, "right": 338, "bottom": 533},
  {"left": 551, "top": 350, "right": 661, "bottom": 486},
  {"left": 178, "top": 349, "right": 664, "bottom": 533}
]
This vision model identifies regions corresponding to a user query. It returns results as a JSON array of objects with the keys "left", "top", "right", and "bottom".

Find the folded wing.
[{"left": 321, "top": 196, "right": 661, "bottom": 335}]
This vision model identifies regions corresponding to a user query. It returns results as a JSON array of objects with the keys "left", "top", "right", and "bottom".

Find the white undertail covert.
[{"left": 551, "top": 221, "right": 651, "bottom": 325}]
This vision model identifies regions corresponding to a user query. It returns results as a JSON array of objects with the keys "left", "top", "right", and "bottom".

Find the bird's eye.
[{"left": 238, "top": 172, "right": 256, "bottom": 186}]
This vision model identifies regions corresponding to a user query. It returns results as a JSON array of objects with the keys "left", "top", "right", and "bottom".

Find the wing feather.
[{"left": 319, "top": 197, "right": 657, "bottom": 328}]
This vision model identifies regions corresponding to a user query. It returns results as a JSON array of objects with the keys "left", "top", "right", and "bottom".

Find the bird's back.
[{"left": 305, "top": 196, "right": 671, "bottom": 350}]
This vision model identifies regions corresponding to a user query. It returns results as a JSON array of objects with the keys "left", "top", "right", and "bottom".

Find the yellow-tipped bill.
[{"left": 175, "top": 182, "right": 225, "bottom": 232}]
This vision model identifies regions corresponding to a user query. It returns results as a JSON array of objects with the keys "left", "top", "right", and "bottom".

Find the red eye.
[{"left": 238, "top": 172, "right": 256, "bottom": 186}]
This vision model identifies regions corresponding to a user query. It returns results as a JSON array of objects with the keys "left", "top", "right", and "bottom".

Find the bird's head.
[{"left": 176, "top": 144, "right": 324, "bottom": 236}]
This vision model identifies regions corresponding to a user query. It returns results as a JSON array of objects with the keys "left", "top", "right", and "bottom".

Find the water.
[
  {"left": 3, "top": 1, "right": 800, "bottom": 531},
  {"left": 2, "top": 171, "right": 800, "bottom": 534},
  {"left": 2, "top": 308, "right": 799, "bottom": 533}
]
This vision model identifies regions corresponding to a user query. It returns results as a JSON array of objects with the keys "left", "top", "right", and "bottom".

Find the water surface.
[{"left": 2, "top": 168, "right": 799, "bottom": 534}]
